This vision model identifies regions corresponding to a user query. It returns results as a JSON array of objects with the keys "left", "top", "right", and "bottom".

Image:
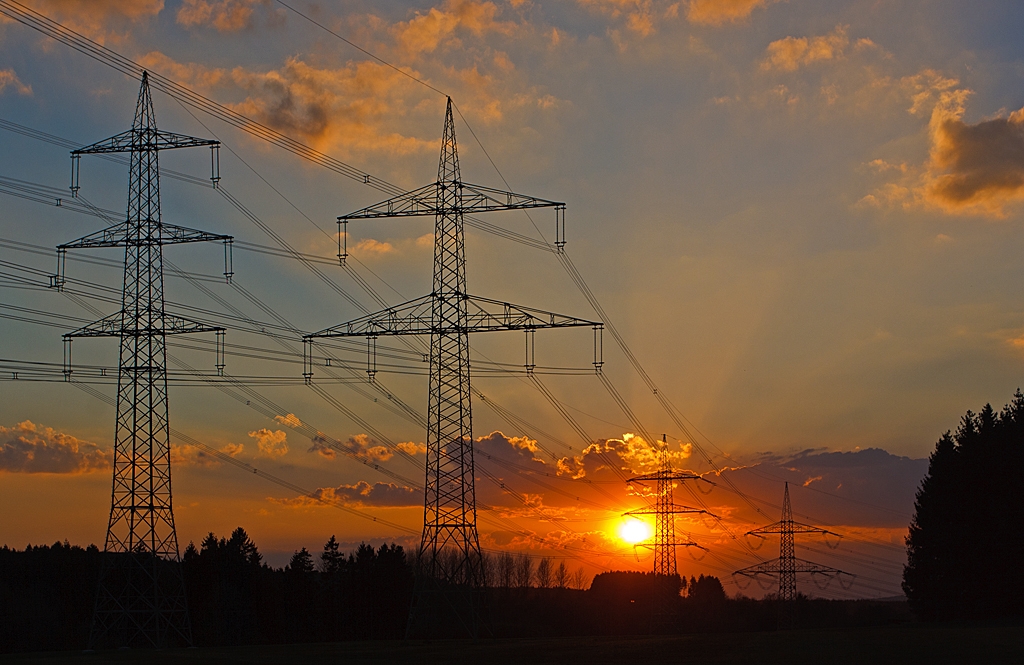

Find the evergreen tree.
[
  {"left": 903, "top": 391, "right": 1024, "bottom": 619},
  {"left": 319, "top": 535, "right": 344, "bottom": 575}
]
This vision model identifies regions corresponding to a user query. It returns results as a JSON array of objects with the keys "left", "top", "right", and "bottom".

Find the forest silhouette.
[{"left": 1, "top": 529, "right": 906, "bottom": 652}]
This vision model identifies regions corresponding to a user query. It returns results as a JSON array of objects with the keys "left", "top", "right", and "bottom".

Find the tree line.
[{"left": 0, "top": 528, "right": 910, "bottom": 653}]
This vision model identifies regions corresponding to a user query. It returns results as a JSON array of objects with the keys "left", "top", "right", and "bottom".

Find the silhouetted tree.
[
  {"left": 513, "top": 552, "right": 534, "bottom": 588},
  {"left": 904, "top": 392, "right": 1024, "bottom": 620},
  {"left": 554, "top": 560, "right": 570, "bottom": 588},
  {"left": 319, "top": 535, "right": 344, "bottom": 575},
  {"left": 536, "top": 557, "right": 553, "bottom": 588},
  {"left": 688, "top": 574, "right": 726, "bottom": 605},
  {"left": 287, "top": 547, "right": 315, "bottom": 575}
]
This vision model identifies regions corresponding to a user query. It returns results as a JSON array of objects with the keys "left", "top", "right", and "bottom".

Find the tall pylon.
[
  {"left": 57, "top": 72, "right": 231, "bottom": 648},
  {"left": 305, "top": 97, "right": 600, "bottom": 637},
  {"left": 733, "top": 482, "right": 850, "bottom": 602}
]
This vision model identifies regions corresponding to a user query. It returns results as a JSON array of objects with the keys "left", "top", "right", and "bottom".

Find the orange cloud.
[
  {"left": 308, "top": 432, "right": 393, "bottom": 463},
  {"left": 22, "top": 0, "right": 164, "bottom": 44},
  {"left": 557, "top": 434, "right": 692, "bottom": 479},
  {"left": 393, "top": 0, "right": 514, "bottom": 55},
  {"left": 248, "top": 428, "right": 288, "bottom": 458},
  {"left": 920, "top": 105, "right": 1024, "bottom": 216},
  {"left": 0, "top": 421, "right": 109, "bottom": 474},
  {"left": 137, "top": 51, "right": 436, "bottom": 156},
  {"left": 0, "top": 69, "right": 32, "bottom": 95},
  {"left": 274, "top": 413, "right": 302, "bottom": 428},
  {"left": 354, "top": 238, "right": 395, "bottom": 255},
  {"left": 176, "top": 0, "right": 271, "bottom": 32},
  {"left": 761, "top": 25, "right": 849, "bottom": 72},
  {"left": 397, "top": 441, "right": 427, "bottom": 455},
  {"left": 863, "top": 73, "right": 1024, "bottom": 217},
  {"left": 686, "top": 0, "right": 780, "bottom": 26},
  {"left": 575, "top": 0, "right": 668, "bottom": 37},
  {"left": 900, "top": 69, "right": 964, "bottom": 116}
]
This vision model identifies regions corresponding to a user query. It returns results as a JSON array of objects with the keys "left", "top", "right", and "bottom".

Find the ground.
[{"left": 2, "top": 623, "right": 1023, "bottom": 664}]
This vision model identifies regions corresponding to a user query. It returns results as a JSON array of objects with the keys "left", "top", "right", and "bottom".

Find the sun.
[{"left": 619, "top": 519, "right": 651, "bottom": 545}]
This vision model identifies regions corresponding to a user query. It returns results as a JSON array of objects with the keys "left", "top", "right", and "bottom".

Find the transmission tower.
[
  {"left": 56, "top": 72, "right": 231, "bottom": 648},
  {"left": 733, "top": 482, "right": 850, "bottom": 603},
  {"left": 623, "top": 448, "right": 712, "bottom": 579},
  {"left": 622, "top": 438, "right": 713, "bottom": 620},
  {"left": 305, "top": 97, "right": 601, "bottom": 637}
]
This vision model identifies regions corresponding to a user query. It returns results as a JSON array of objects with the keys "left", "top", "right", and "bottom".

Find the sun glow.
[{"left": 619, "top": 519, "right": 651, "bottom": 545}]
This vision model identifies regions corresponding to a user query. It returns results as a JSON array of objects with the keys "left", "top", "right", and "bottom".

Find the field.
[{"left": 1, "top": 623, "right": 1022, "bottom": 665}]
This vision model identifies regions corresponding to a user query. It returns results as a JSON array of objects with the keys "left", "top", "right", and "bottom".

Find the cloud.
[
  {"left": 920, "top": 104, "right": 1024, "bottom": 216},
  {"left": 900, "top": 69, "right": 965, "bottom": 116},
  {"left": 274, "top": 413, "right": 302, "bottom": 428},
  {"left": 137, "top": 51, "right": 436, "bottom": 157},
  {"left": 393, "top": 0, "right": 515, "bottom": 55},
  {"left": 307, "top": 436, "right": 336, "bottom": 460},
  {"left": 176, "top": 0, "right": 276, "bottom": 32},
  {"left": 171, "top": 441, "right": 244, "bottom": 467},
  {"left": 862, "top": 72, "right": 1024, "bottom": 217},
  {"left": 0, "top": 421, "right": 109, "bottom": 474},
  {"left": 248, "top": 428, "right": 288, "bottom": 458},
  {"left": 21, "top": 0, "right": 164, "bottom": 44},
  {"left": 477, "top": 430, "right": 548, "bottom": 465},
  {"left": 717, "top": 448, "right": 927, "bottom": 528},
  {"left": 354, "top": 238, "right": 395, "bottom": 255},
  {"left": 576, "top": 0, "right": 663, "bottom": 37},
  {"left": 686, "top": 0, "right": 780, "bottom": 26},
  {"left": 0, "top": 69, "right": 32, "bottom": 95},
  {"left": 761, "top": 25, "right": 850, "bottom": 72},
  {"left": 308, "top": 432, "right": 393, "bottom": 462},
  {"left": 397, "top": 441, "right": 427, "bottom": 455},
  {"left": 555, "top": 433, "right": 692, "bottom": 479},
  {"left": 273, "top": 480, "right": 421, "bottom": 508}
]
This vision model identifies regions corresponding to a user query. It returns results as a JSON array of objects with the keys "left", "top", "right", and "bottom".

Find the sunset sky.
[{"left": 3, "top": 0, "right": 1024, "bottom": 599}]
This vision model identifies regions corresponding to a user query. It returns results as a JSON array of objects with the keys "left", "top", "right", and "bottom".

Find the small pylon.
[
  {"left": 733, "top": 483, "right": 852, "bottom": 612},
  {"left": 58, "top": 72, "right": 230, "bottom": 648}
]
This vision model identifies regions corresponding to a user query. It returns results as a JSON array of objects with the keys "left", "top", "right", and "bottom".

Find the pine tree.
[{"left": 903, "top": 391, "right": 1024, "bottom": 619}]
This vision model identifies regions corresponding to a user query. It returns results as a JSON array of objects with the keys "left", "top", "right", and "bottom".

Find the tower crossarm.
[
  {"left": 59, "top": 222, "right": 231, "bottom": 250},
  {"left": 623, "top": 503, "right": 714, "bottom": 517},
  {"left": 734, "top": 557, "right": 846, "bottom": 577},
  {"left": 746, "top": 521, "right": 839, "bottom": 537},
  {"left": 627, "top": 469, "right": 702, "bottom": 484},
  {"left": 305, "top": 294, "right": 600, "bottom": 339},
  {"left": 63, "top": 312, "right": 224, "bottom": 339},
  {"left": 72, "top": 130, "right": 218, "bottom": 155},
  {"left": 634, "top": 538, "right": 706, "bottom": 552},
  {"left": 338, "top": 182, "right": 563, "bottom": 222}
]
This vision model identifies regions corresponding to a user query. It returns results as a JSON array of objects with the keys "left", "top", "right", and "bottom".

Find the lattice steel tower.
[
  {"left": 57, "top": 72, "right": 230, "bottom": 648},
  {"left": 733, "top": 482, "right": 849, "bottom": 601},
  {"left": 622, "top": 445, "right": 713, "bottom": 579},
  {"left": 305, "top": 98, "right": 599, "bottom": 636}
]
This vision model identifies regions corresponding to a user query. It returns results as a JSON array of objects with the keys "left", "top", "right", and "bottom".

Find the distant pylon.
[
  {"left": 305, "top": 97, "right": 600, "bottom": 637},
  {"left": 733, "top": 482, "right": 851, "bottom": 602},
  {"left": 623, "top": 438, "right": 713, "bottom": 579},
  {"left": 57, "top": 72, "right": 231, "bottom": 648}
]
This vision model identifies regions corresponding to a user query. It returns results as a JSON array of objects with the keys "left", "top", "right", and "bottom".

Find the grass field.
[{"left": 2, "top": 623, "right": 1023, "bottom": 665}]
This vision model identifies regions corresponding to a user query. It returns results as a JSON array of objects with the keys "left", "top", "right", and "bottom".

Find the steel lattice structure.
[
  {"left": 733, "top": 482, "right": 849, "bottom": 601},
  {"left": 57, "top": 72, "right": 230, "bottom": 649},
  {"left": 623, "top": 452, "right": 712, "bottom": 579},
  {"left": 306, "top": 98, "right": 599, "bottom": 637}
]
